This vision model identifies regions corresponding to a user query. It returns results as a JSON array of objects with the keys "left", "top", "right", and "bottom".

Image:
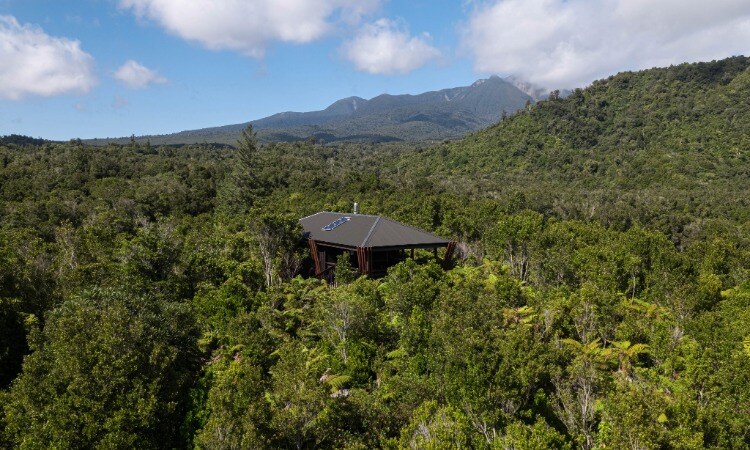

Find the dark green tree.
[
  {"left": 3, "top": 288, "right": 200, "bottom": 449},
  {"left": 218, "top": 124, "right": 268, "bottom": 212},
  {"left": 194, "top": 360, "right": 270, "bottom": 449}
]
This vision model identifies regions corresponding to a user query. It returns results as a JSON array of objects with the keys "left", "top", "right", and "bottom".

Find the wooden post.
[
  {"left": 308, "top": 240, "right": 322, "bottom": 275},
  {"left": 443, "top": 242, "right": 457, "bottom": 268},
  {"left": 410, "top": 248, "right": 415, "bottom": 259},
  {"left": 356, "top": 247, "right": 367, "bottom": 275}
]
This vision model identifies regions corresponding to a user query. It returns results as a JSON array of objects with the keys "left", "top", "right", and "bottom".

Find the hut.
[{"left": 300, "top": 211, "right": 456, "bottom": 279}]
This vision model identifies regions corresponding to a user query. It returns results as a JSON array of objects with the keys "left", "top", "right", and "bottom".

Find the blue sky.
[{"left": 1, "top": 0, "right": 749, "bottom": 140}]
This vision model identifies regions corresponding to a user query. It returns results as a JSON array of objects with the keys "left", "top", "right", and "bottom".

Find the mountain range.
[{"left": 88, "top": 76, "right": 545, "bottom": 146}]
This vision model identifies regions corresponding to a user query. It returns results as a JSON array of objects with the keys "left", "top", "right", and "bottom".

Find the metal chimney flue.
[{"left": 353, "top": 202, "right": 359, "bottom": 214}]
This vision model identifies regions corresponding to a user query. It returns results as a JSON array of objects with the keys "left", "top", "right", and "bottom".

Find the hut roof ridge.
[{"left": 299, "top": 211, "right": 450, "bottom": 249}]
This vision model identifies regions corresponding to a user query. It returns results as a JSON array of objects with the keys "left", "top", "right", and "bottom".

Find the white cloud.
[
  {"left": 118, "top": 0, "right": 380, "bottom": 57},
  {"left": 0, "top": 15, "right": 96, "bottom": 100},
  {"left": 461, "top": 0, "right": 750, "bottom": 89},
  {"left": 114, "top": 60, "right": 167, "bottom": 89},
  {"left": 341, "top": 19, "right": 441, "bottom": 75}
]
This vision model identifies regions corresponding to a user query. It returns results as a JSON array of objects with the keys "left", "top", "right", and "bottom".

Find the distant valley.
[{"left": 87, "top": 76, "right": 548, "bottom": 146}]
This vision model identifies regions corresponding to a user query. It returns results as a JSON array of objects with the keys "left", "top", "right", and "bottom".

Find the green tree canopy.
[{"left": 4, "top": 288, "right": 200, "bottom": 449}]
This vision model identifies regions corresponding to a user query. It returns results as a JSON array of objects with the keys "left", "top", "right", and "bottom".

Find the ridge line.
[{"left": 361, "top": 216, "right": 381, "bottom": 247}]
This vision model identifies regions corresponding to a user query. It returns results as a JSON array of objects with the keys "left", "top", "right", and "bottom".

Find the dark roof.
[{"left": 300, "top": 212, "right": 451, "bottom": 249}]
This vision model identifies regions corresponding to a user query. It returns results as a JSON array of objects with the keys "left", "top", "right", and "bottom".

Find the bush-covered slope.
[{"left": 407, "top": 57, "right": 750, "bottom": 230}]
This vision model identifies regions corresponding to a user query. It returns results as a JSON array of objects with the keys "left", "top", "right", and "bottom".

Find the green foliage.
[
  {"left": 3, "top": 288, "right": 200, "bottom": 448},
  {"left": 598, "top": 379, "right": 703, "bottom": 450},
  {"left": 252, "top": 213, "right": 305, "bottom": 288},
  {"left": 404, "top": 57, "right": 750, "bottom": 232},
  {"left": 488, "top": 210, "right": 544, "bottom": 280},
  {"left": 218, "top": 124, "right": 269, "bottom": 212},
  {"left": 194, "top": 360, "right": 270, "bottom": 449},
  {"left": 1, "top": 57, "right": 750, "bottom": 449},
  {"left": 496, "top": 419, "right": 571, "bottom": 450},
  {"left": 380, "top": 259, "right": 445, "bottom": 318},
  {"left": 267, "top": 341, "right": 336, "bottom": 448},
  {"left": 0, "top": 298, "right": 29, "bottom": 388},
  {"left": 334, "top": 251, "right": 358, "bottom": 285},
  {"left": 398, "top": 401, "right": 475, "bottom": 449}
]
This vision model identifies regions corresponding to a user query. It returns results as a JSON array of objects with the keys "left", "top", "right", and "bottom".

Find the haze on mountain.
[{"left": 88, "top": 75, "right": 541, "bottom": 146}]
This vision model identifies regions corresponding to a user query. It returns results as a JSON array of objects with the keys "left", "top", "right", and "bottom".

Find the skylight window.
[{"left": 322, "top": 216, "right": 351, "bottom": 231}]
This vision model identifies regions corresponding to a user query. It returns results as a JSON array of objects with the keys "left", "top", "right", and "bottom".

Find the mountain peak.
[
  {"left": 325, "top": 96, "right": 366, "bottom": 114},
  {"left": 471, "top": 75, "right": 508, "bottom": 88}
]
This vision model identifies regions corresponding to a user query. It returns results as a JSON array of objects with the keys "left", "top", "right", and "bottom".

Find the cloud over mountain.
[
  {"left": 341, "top": 18, "right": 441, "bottom": 75},
  {"left": 114, "top": 60, "right": 167, "bottom": 89},
  {"left": 0, "top": 15, "right": 96, "bottom": 100},
  {"left": 462, "top": 0, "right": 750, "bottom": 89},
  {"left": 119, "top": 0, "right": 380, "bottom": 57}
]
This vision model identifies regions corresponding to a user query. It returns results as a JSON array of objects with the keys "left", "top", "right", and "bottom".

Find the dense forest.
[{"left": 1, "top": 57, "right": 750, "bottom": 449}]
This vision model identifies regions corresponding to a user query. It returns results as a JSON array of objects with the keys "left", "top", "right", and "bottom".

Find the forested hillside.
[
  {"left": 2, "top": 57, "right": 750, "bottom": 449},
  {"left": 408, "top": 57, "right": 750, "bottom": 234}
]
